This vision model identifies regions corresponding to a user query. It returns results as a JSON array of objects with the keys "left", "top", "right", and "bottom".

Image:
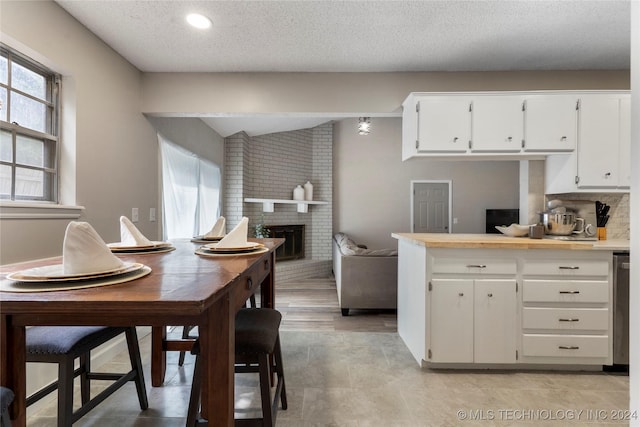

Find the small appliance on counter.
[{"left": 541, "top": 200, "right": 598, "bottom": 241}]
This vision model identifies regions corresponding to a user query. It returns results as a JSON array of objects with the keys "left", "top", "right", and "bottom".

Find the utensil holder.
[{"left": 597, "top": 227, "right": 607, "bottom": 240}]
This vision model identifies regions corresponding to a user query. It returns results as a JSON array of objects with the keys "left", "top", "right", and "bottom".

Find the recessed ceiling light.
[{"left": 186, "top": 13, "right": 212, "bottom": 29}]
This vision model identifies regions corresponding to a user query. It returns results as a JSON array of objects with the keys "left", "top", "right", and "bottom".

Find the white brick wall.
[{"left": 223, "top": 122, "right": 334, "bottom": 279}]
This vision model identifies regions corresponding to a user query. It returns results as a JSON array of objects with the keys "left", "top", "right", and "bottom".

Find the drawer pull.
[
  {"left": 458, "top": 293, "right": 464, "bottom": 297},
  {"left": 246, "top": 277, "right": 253, "bottom": 290},
  {"left": 558, "top": 345, "right": 580, "bottom": 350},
  {"left": 559, "top": 290, "right": 580, "bottom": 294},
  {"left": 264, "top": 259, "right": 269, "bottom": 270},
  {"left": 559, "top": 266, "right": 580, "bottom": 270},
  {"left": 487, "top": 293, "right": 493, "bottom": 297},
  {"left": 558, "top": 318, "right": 579, "bottom": 322},
  {"left": 466, "top": 264, "right": 486, "bottom": 269}
]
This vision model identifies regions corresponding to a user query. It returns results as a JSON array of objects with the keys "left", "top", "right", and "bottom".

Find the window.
[
  {"left": 0, "top": 44, "right": 60, "bottom": 202},
  {"left": 158, "top": 134, "right": 221, "bottom": 239}
]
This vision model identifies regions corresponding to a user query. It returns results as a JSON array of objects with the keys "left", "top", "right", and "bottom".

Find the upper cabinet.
[
  {"left": 471, "top": 97, "right": 523, "bottom": 152},
  {"left": 545, "top": 92, "right": 630, "bottom": 194},
  {"left": 415, "top": 97, "right": 470, "bottom": 153},
  {"left": 523, "top": 95, "right": 578, "bottom": 152},
  {"left": 402, "top": 91, "right": 581, "bottom": 160}
]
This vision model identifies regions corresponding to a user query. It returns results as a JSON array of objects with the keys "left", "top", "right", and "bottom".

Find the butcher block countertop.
[{"left": 392, "top": 233, "right": 630, "bottom": 251}]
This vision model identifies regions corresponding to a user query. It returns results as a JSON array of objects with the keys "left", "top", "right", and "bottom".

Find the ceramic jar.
[
  {"left": 293, "top": 185, "right": 304, "bottom": 201},
  {"left": 303, "top": 181, "right": 313, "bottom": 201}
]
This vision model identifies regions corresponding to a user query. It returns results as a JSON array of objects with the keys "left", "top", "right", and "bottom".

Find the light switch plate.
[
  {"left": 150, "top": 208, "right": 156, "bottom": 222},
  {"left": 132, "top": 208, "right": 139, "bottom": 222}
]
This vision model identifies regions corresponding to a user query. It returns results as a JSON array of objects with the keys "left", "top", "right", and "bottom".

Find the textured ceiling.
[{"left": 55, "top": 0, "right": 631, "bottom": 135}]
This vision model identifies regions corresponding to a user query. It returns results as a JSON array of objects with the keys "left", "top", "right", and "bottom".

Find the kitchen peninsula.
[{"left": 392, "top": 233, "right": 629, "bottom": 370}]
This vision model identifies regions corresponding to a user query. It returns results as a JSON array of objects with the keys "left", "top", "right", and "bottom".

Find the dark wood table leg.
[
  {"left": 151, "top": 326, "right": 166, "bottom": 387},
  {"left": 1, "top": 316, "right": 26, "bottom": 426},
  {"left": 200, "top": 293, "right": 234, "bottom": 426}
]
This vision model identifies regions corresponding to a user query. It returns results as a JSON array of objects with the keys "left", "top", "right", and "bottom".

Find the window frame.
[{"left": 0, "top": 44, "right": 60, "bottom": 203}]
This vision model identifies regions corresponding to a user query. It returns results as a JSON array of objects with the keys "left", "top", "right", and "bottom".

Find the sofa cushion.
[{"left": 334, "top": 233, "right": 397, "bottom": 257}]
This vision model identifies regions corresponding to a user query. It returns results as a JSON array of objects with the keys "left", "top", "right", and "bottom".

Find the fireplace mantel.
[{"left": 244, "top": 198, "right": 327, "bottom": 213}]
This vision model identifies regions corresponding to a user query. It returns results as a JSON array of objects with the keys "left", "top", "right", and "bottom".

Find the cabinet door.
[
  {"left": 524, "top": 97, "right": 577, "bottom": 152},
  {"left": 429, "top": 279, "right": 474, "bottom": 363},
  {"left": 474, "top": 280, "right": 517, "bottom": 363},
  {"left": 471, "top": 97, "right": 523, "bottom": 152},
  {"left": 577, "top": 97, "right": 620, "bottom": 187},
  {"left": 417, "top": 98, "right": 470, "bottom": 152},
  {"left": 619, "top": 97, "right": 631, "bottom": 188}
]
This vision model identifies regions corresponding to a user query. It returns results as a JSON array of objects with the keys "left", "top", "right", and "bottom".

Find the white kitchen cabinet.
[
  {"left": 471, "top": 97, "right": 523, "bottom": 152},
  {"left": 395, "top": 240, "right": 614, "bottom": 369},
  {"left": 520, "top": 256, "right": 612, "bottom": 365},
  {"left": 523, "top": 96, "right": 578, "bottom": 152},
  {"left": 415, "top": 97, "right": 470, "bottom": 153},
  {"left": 545, "top": 92, "right": 630, "bottom": 193},
  {"left": 429, "top": 279, "right": 474, "bottom": 363},
  {"left": 619, "top": 97, "right": 631, "bottom": 187},
  {"left": 427, "top": 257, "right": 517, "bottom": 364},
  {"left": 576, "top": 95, "right": 621, "bottom": 187}
]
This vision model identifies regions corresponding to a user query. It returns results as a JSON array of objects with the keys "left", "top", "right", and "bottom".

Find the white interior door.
[{"left": 412, "top": 181, "right": 451, "bottom": 233}]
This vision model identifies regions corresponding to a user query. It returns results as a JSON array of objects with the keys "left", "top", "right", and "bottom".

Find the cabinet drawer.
[
  {"left": 522, "top": 260, "right": 608, "bottom": 277},
  {"left": 432, "top": 258, "right": 516, "bottom": 275},
  {"left": 522, "top": 334, "right": 609, "bottom": 358},
  {"left": 522, "top": 308, "right": 608, "bottom": 331},
  {"left": 522, "top": 280, "right": 609, "bottom": 303}
]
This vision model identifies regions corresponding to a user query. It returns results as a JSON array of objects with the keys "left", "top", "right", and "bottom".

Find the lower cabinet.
[
  {"left": 429, "top": 279, "right": 517, "bottom": 363},
  {"left": 398, "top": 247, "right": 614, "bottom": 368}
]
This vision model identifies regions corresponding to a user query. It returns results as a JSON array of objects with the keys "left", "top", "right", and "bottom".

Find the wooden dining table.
[{"left": 0, "top": 238, "right": 283, "bottom": 427}]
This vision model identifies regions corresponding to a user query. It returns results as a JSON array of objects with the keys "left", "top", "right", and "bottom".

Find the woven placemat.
[{"left": 0, "top": 266, "right": 151, "bottom": 293}]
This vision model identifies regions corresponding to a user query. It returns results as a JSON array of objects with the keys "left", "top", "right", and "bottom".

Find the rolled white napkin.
[
  {"left": 204, "top": 216, "right": 226, "bottom": 238},
  {"left": 120, "top": 216, "right": 154, "bottom": 246},
  {"left": 215, "top": 217, "right": 249, "bottom": 248},
  {"left": 63, "top": 222, "right": 125, "bottom": 275}
]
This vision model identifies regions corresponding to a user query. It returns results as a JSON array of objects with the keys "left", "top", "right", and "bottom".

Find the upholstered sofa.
[{"left": 332, "top": 232, "right": 398, "bottom": 316}]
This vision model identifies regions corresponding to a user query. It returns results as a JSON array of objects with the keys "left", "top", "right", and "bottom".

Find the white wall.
[
  {"left": 0, "top": 1, "right": 158, "bottom": 264},
  {"left": 333, "top": 117, "right": 520, "bottom": 249}
]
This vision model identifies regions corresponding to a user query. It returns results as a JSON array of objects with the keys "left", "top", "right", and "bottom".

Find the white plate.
[
  {"left": 195, "top": 246, "right": 269, "bottom": 257},
  {"left": 6, "top": 262, "right": 144, "bottom": 282},
  {"left": 204, "top": 241, "right": 264, "bottom": 251},
  {"left": 108, "top": 241, "right": 172, "bottom": 251}
]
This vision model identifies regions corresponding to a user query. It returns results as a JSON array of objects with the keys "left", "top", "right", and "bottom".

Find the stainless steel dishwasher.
[{"left": 613, "top": 253, "right": 631, "bottom": 365}]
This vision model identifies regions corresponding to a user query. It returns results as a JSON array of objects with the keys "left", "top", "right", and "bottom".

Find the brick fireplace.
[{"left": 223, "top": 122, "right": 334, "bottom": 282}]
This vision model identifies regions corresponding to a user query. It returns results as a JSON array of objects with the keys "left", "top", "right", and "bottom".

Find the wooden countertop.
[{"left": 392, "top": 233, "right": 629, "bottom": 251}]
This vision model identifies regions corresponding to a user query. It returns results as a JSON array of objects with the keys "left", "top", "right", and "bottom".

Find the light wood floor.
[
  {"left": 26, "top": 275, "right": 630, "bottom": 426},
  {"left": 276, "top": 277, "right": 397, "bottom": 332}
]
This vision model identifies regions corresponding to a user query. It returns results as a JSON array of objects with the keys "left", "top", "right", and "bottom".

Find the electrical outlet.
[
  {"left": 132, "top": 208, "right": 139, "bottom": 222},
  {"left": 150, "top": 208, "right": 156, "bottom": 222},
  {"left": 453, "top": 217, "right": 458, "bottom": 224}
]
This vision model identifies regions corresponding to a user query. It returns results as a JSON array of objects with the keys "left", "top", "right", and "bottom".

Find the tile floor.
[{"left": 25, "top": 277, "right": 630, "bottom": 426}]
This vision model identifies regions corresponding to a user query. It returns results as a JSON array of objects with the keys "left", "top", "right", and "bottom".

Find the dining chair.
[
  {"left": 0, "top": 386, "right": 13, "bottom": 427},
  {"left": 186, "top": 307, "right": 287, "bottom": 426},
  {"left": 178, "top": 294, "right": 258, "bottom": 366},
  {"left": 26, "top": 326, "right": 148, "bottom": 427}
]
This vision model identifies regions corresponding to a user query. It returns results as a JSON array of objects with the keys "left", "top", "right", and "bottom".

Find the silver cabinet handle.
[
  {"left": 559, "top": 318, "right": 580, "bottom": 322},
  {"left": 559, "top": 291, "right": 580, "bottom": 294},
  {"left": 558, "top": 346, "right": 580, "bottom": 350},
  {"left": 466, "top": 264, "right": 487, "bottom": 269},
  {"left": 559, "top": 266, "right": 580, "bottom": 270}
]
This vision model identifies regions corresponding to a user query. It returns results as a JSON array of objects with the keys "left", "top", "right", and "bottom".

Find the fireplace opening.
[{"left": 267, "top": 225, "right": 305, "bottom": 261}]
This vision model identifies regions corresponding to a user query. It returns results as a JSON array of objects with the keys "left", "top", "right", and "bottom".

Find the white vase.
[
  {"left": 303, "top": 181, "right": 314, "bottom": 201},
  {"left": 293, "top": 185, "right": 304, "bottom": 201}
]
